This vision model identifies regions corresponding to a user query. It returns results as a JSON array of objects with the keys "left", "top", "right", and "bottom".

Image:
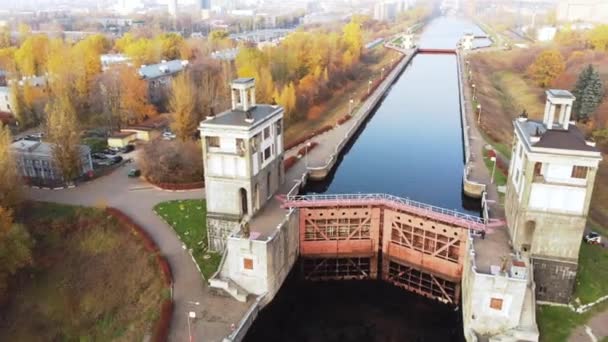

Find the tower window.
[
  {"left": 533, "top": 162, "right": 542, "bottom": 177},
  {"left": 207, "top": 136, "right": 220, "bottom": 147},
  {"left": 243, "top": 258, "right": 253, "bottom": 270},
  {"left": 264, "top": 146, "right": 271, "bottom": 160},
  {"left": 263, "top": 126, "right": 271, "bottom": 140},
  {"left": 571, "top": 166, "right": 588, "bottom": 179}
]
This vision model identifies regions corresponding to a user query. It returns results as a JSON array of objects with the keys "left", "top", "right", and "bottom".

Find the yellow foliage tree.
[
  {"left": 587, "top": 25, "right": 608, "bottom": 52},
  {"left": 342, "top": 18, "right": 363, "bottom": 62},
  {"left": 0, "top": 125, "right": 21, "bottom": 208},
  {"left": 169, "top": 73, "right": 198, "bottom": 141},
  {"left": 46, "top": 94, "right": 82, "bottom": 183},
  {"left": 14, "top": 34, "right": 49, "bottom": 76},
  {"left": 118, "top": 65, "right": 157, "bottom": 125},
  {"left": 277, "top": 82, "right": 296, "bottom": 121},
  {"left": 527, "top": 50, "right": 565, "bottom": 88}
]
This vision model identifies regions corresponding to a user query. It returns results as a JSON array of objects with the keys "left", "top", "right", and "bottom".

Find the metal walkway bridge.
[{"left": 279, "top": 193, "right": 504, "bottom": 231}]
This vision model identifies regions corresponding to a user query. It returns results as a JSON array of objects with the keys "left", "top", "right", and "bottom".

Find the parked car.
[
  {"left": 23, "top": 135, "right": 41, "bottom": 142},
  {"left": 92, "top": 153, "right": 108, "bottom": 160},
  {"left": 584, "top": 232, "right": 602, "bottom": 245},
  {"left": 121, "top": 144, "right": 135, "bottom": 153},
  {"left": 111, "top": 156, "right": 123, "bottom": 164},
  {"left": 128, "top": 168, "right": 141, "bottom": 178},
  {"left": 102, "top": 148, "right": 118, "bottom": 155},
  {"left": 162, "top": 131, "right": 176, "bottom": 140},
  {"left": 94, "top": 159, "right": 113, "bottom": 166}
]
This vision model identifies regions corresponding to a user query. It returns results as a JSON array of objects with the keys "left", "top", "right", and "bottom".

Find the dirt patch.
[{"left": 0, "top": 202, "right": 167, "bottom": 341}]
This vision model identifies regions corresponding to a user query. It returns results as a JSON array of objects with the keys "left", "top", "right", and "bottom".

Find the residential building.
[
  {"left": 139, "top": 59, "right": 188, "bottom": 105},
  {"left": 373, "top": 0, "right": 409, "bottom": 21},
  {"left": 101, "top": 54, "right": 131, "bottom": 71},
  {"left": 505, "top": 89, "right": 602, "bottom": 303},
  {"left": 557, "top": 0, "right": 608, "bottom": 23},
  {"left": 11, "top": 140, "right": 93, "bottom": 183},
  {"left": 199, "top": 78, "right": 285, "bottom": 252}
]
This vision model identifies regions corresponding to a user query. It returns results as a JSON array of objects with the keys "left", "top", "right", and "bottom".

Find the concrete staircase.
[{"left": 209, "top": 277, "right": 249, "bottom": 302}]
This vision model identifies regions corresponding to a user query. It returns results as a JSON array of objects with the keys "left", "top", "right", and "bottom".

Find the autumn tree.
[
  {"left": 235, "top": 45, "right": 274, "bottom": 103},
  {"left": 118, "top": 65, "right": 157, "bottom": 125},
  {"left": 14, "top": 34, "right": 50, "bottom": 76},
  {"left": 342, "top": 18, "right": 363, "bottom": 62},
  {"left": 169, "top": 73, "right": 198, "bottom": 141},
  {"left": 527, "top": 50, "right": 565, "bottom": 88},
  {"left": 0, "top": 206, "right": 33, "bottom": 300},
  {"left": 587, "top": 25, "right": 608, "bottom": 52},
  {"left": 277, "top": 82, "right": 296, "bottom": 121},
  {"left": 572, "top": 65, "right": 605, "bottom": 121},
  {"left": 46, "top": 94, "right": 82, "bottom": 183},
  {"left": 0, "top": 27, "right": 10, "bottom": 49},
  {"left": 0, "top": 125, "right": 21, "bottom": 209}
]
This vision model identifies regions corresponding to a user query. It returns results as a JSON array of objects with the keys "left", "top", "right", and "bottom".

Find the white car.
[
  {"left": 162, "top": 131, "right": 176, "bottom": 140},
  {"left": 584, "top": 232, "right": 602, "bottom": 245}
]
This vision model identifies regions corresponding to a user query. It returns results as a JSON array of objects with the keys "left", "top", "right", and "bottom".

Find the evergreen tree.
[{"left": 572, "top": 65, "right": 604, "bottom": 121}]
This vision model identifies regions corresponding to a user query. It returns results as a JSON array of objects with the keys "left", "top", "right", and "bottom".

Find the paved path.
[
  {"left": 25, "top": 151, "right": 249, "bottom": 342},
  {"left": 459, "top": 51, "right": 504, "bottom": 218},
  {"left": 569, "top": 308, "right": 608, "bottom": 342}
]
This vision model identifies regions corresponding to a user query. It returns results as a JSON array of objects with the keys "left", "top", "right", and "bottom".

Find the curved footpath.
[{"left": 25, "top": 156, "right": 249, "bottom": 342}]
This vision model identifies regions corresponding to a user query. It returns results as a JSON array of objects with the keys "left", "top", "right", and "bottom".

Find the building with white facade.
[
  {"left": 200, "top": 78, "right": 285, "bottom": 252},
  {"left": 557, "top": 0, "right": 608, "bottom": 23},
  {"left": 505, "top": 89, "right": 602, "bottom": 303},
  {"left": 101, "top": 54, "right": 131, "bottom": 71},
  {"left": 11, "top": 140, "right": 93, "bottom": 184},
  {"left": 373, "top": 0, "right": 409, "bottom": 21}
]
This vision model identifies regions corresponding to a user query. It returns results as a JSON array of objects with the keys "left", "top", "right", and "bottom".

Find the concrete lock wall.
[
  {"left": 462, "top": 237, "right": 529, "bottom": 339},
  {"left": 223, "top": 210, "right": 300, "bottom": 300}
]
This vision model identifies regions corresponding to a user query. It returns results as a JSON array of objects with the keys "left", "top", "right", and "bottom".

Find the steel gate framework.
[{"left": 281, "top": 194, "right": 500, "bottom": 304}]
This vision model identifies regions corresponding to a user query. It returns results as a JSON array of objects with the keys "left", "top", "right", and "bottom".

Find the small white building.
[
  {"left": 460, "top": 32, "right": 475, "bottom": 50},
  {"left": 199, "top": 78, "right": 285, "bottom": 252},
  {"left": 101, "top": 54, "right": 131, "bottom": 71},
  {"left": 0, "top": 86, "right": 11, "bottom": 113},
  {"left": 536, "top": 26, "right": 557, "bottom": 42}
]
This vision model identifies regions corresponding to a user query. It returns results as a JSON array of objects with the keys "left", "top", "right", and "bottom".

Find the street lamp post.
[
  {"left": 490, "top": 156, "right": 497, "bottom": 184},
  {"left": 472, "top": 83, "right": 476, "bottom": 99},
  {"left": 368, "top": 79, "right": 372, "bottom": 95},
  {"left": 304, "top": 141, "right": 312, "bottom": 169},
  {"left": 187, "top": 311, "right": 196, "bottom": 342},
  {"left": 381, "top": 67, "right": 385, "bottom": 79},
  {"left": 477, "top": 103, "right": 482, "bottom": 124},
  {"left": 349, "top": 98, "right": 354, "bottom": 116}
]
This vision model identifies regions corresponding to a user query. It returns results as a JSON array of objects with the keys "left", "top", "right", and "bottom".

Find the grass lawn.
[
  {"left": 573, "top": 242, "right": 608, "bottom": 304},
  {"left": 537, "top": 241, "right": 608, "bottom": 341},
  {"left": 153, "top": 199, "right": 221, "bottom": 280},
  {"left": 0, "top": 202, "right": 167, "bottom": 341},
  {"left": 537, "top": 300, "right": 608, "bottom": 342},
  {"left": 482, "top": 147, "right": 507, "bottom": 188}
]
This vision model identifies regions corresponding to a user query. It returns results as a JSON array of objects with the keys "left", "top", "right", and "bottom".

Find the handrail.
[{"left": 284, "top": 193, "right": 485, "bottom": 225}]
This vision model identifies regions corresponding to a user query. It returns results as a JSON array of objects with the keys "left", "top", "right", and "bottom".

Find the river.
[{"left": 244, "top": 16, "right": 487, "bottom": 342}]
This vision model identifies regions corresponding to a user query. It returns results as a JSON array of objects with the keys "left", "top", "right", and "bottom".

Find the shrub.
[
  {"left": 140, "top": 140, "right": 203, "bottom": 184},
  {"left": 297, "top": 141, "right": 318, "bottom": 156},
  {"left": 284, "top": 156, "right": 298, "bottom": 171},
  {"left": 337, "top": 114, "right": 352, "bottom": 125},
  {"left": 285, "top": 125, "right": 332, "bottom": 151},
  {"left": 152, "top": 299, "right": 174, "bottom": 342}
]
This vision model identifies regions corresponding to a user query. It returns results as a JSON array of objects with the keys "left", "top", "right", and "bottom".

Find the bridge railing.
[{"left": 285, "top": 193, "right": 486, "bottom": 225}]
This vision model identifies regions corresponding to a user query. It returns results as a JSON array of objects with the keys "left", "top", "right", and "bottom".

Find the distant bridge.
[
  {"left": 417, "top": 48, "right": 457, "bottom": 55},
  {"left": 279, "top": 193, "right": 505, "bottom": 304}
]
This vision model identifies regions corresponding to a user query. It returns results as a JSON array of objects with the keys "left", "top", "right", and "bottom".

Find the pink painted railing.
[{"left": 278, "top": 193, "right": 505, "bottom": 231}]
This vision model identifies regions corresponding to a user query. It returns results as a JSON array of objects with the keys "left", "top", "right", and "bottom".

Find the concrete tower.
[
  {"left": 199, "top": 78, "right": 285, "bottom": 252},
  {"left": 505, "top": 89, "right": 602, "bottom": 303}
]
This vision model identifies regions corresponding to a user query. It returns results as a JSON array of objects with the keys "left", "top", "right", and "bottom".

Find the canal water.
[{"left": 244, "top": 16, "right": 487, "bottom": 342}]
